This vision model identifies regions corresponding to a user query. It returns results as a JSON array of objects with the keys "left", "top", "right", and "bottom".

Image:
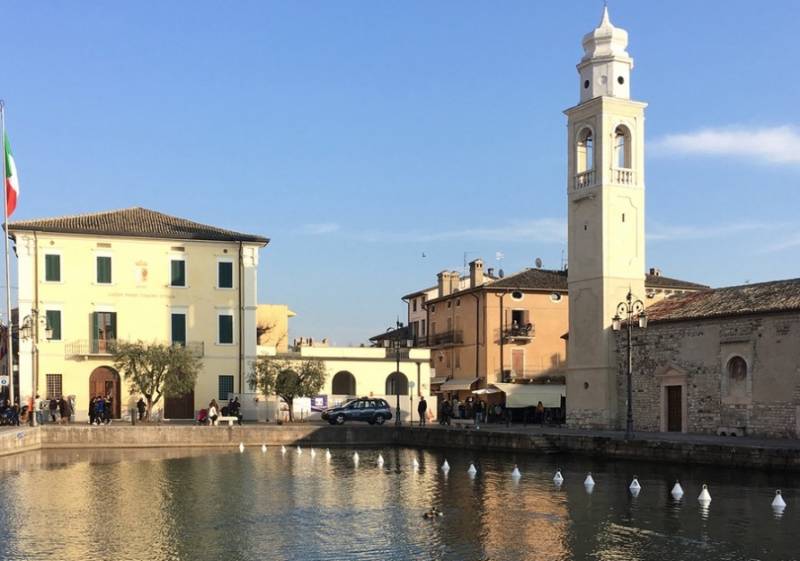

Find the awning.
[
  {"left": 472, "top": 387, "right": 502, "bottom": 395},
  {"left": 493, "top": 382, "right": 565, "bottom": 408},
  {"left": 439, "top": 377, "right": 479, "bottom": 391},
  {"left": 429, "top": 376, "right": 448, "bottom": 385}
]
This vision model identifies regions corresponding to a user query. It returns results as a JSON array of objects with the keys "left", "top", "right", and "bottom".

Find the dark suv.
[{"left": 322, "top": 398, "right": 393, "bottom": 425}]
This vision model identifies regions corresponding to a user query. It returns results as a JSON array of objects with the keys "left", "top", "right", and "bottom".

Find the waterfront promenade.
[{"left": 1, "top": 421, "right": 799, "bottom": 471}]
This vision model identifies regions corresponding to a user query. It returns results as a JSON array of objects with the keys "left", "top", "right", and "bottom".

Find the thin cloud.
[
  {"left": 764, "top": 233, "right": 800, "bottom": 253},
  {"left": 651, "top": 125, "right": 800, "bottom": 165},
  {"left": 301, "top": 222, "right": 340, "bottom": 235},
  {"left": 648, "top": 221, "right": 784, "bottom": 242},
  {"left": 355, "top": 218, "right": 566, "bottom": 244}
]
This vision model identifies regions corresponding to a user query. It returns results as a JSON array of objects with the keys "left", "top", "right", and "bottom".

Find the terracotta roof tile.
[{"left": 8, "top": 207, "right": 268, "bottom": 244}]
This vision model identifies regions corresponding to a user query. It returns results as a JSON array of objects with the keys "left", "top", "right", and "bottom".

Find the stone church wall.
[{"left": 614, "top": 312, "right": 800, "bottom": 438}]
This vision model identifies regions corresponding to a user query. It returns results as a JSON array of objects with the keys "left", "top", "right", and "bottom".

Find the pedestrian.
[
  {"left": 35, "top": 394, "right": 45, "bottom": 426},
  {"left": 208, "top": 400, "right": 219, "bottom": 426},
  {"left": 417, "top": 396, "right": 427, "bottom": 427},
  {"left": 474, "top": 400, "right": 483, "bottom": 427},
  {"left": 94, "top": 396, "right": 105, "bottom": 425},
  {"left": 229, "top": 397, "right": 242, "bottom": 425},
  {"left": 536, "top": 401, "right": 545, "bottom": 425},
  {"left": 49, "top": 396, "right": 59, "bottom": 423},
  {"left": 58, "top": 395, "right": 70, "bottom": 424},
  {"left": 104, "top": 395, "right": 113, "bottom": 424},
  {"left": 137, "top": 398, "right": 146, "bottom": 421}
]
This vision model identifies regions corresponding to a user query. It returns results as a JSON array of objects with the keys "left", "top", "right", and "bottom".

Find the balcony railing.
[
  {"left": 65, "top": 339, "right": 205, "bottom": 359},
  {"left": 573, "top": 169, "right": 596, "bottom": 191},
  {"left": 426, "top": 330, "right": 464, "bottom": 347},
  {"left": 500, "top": 323, "right": 535, "bottom": 342},
  {"left": 614, "top": 168, "right": 635, "bottom": 185}
]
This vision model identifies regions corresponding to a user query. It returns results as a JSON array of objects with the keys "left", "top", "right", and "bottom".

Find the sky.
[{"left": 2, "top": 1, "right": 799, "bottom": 344}]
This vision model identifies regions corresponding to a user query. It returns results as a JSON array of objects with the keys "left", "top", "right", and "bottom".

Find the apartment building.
[{"left": 10, "top": 207, "right": 268, "bottom": 420}]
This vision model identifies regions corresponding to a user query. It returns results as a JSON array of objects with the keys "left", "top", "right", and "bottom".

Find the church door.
[
  {"left": 666, "top": 386, "right": 682, "bottom": 432},
  {"left": 89, "top": 366, "right": 121, "bottom": 418}
]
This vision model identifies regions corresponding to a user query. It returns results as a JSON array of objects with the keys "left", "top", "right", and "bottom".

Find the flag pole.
[{"left": 0, "top": 100, "right": 14, "bottom": 405}]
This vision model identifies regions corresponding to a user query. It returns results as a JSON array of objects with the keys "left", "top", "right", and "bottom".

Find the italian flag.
[{"left": 4, "top": 132, "right": 18, "bottom": 217}]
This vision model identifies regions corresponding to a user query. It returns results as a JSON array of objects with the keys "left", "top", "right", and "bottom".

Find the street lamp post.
[
  {"left": 20, "top": 309, "right": 52, "bottom": 427},
  {"left": 384, "top": 319, "right": 411, "bottom": 426},
  {"left": 611, "top": 290, "right": 648, "bottom": 439}
]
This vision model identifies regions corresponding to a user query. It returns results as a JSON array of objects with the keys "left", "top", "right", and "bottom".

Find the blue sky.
[{"left": 3, "top": 1, "right": 799, "bottom": 344}]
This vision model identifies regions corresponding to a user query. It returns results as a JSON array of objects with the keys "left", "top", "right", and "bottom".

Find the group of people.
[
  {"left": 88, "top": 395, "right": 113, "bottom": 425},
  {"left": 0, "top": 399, "right": 23, "bottom": 425},
  {"left": 38, "top": 395, "right": 73, "bottom": 424},
  {"left": 200, "top": 396, "right": 242, "bottom": 425}
]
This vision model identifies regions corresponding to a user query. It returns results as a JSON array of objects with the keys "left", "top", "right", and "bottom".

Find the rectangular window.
[
  {"left": 412, "top": 298, "right": 417, "bottom": 312},
  {"left": 45, "top": 254, "right": 61, "bottom": 282},
  {"left": 46, "top": 374, "right": 62, "bottom": 400},
  {"left": 45, "top": 310, "right": 62, "bottom": 341},
  {"left": 170, "top": 259, "right": 186, "bottom": 287},
  {"left": 421, "top": 320, "right": 426, "bottom": 336},
  {"left": 218, "top": 375, "right": 234, "bottom": 401},
  {"left": 218, "top": 313, "right": 234, "bottom": 344},
  {"left": 171, "top": 313, "right": 186, "bottom": 346},
  {"left": 96, "top": 256, "right": 112, "bottom": 284},
  {"left": 455, "top": 349, "right": 461, "bottom": 368},
  {"left": 217, "top": 261, "right": 233, "bottom": 289},
  {"left": 92, "top": 311, "right": 117, "bottom": 353}
]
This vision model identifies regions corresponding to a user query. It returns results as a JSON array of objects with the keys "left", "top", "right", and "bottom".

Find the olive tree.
[
  {"left": 113, "top": 341, "right": 202, "bottom": 421},
  {"left": 248, "top": 356, "right": 326, "bottom": 421}
]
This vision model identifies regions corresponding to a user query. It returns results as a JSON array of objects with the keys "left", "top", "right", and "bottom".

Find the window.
[
  {"left": 91, "top": 311, "right": 117, "bottom": 353},
  {"left": 45, "top": 310, "right": 62, "bottom": 341},
  {"left": 550, "top": 293, "right": 563, "bottom": 302},
  {"left": 171, "top": 313, "right": 186, "bottom": 346},
  {"left": 421, "top": 319, "right": 426, "bottom": 337},
  {"left": 170, "top": 259, "right": 186, "bottom": 287},
  {"left": 218, "top": 313, "right": 234, "bottom": 344},
  {"left": 96, "top": 256, "right": 112, "bottom": 284},
  {"left": 455, "top": 350, "right": 461, "bottom": 368},
  {"left": 412, "top": 298, "right": 417, "bottom": 312},
  {"left": 511, "top": 291, "right": 524, "bottom": 301},
  {"left": 45, "top": 254, "right": 61, "bottom": 282},
  {"left": 46, "top": 374, "right": 62, "bottom": 400},
  {"left": 430, "top": 304, "right": 436, "bottom": 312},
  {"left": 614, "top": 125, "right": 632, "bottom": 168},
  {"left": 385, "top": 372, "right": 408, "bottom": 395},
  {"left": 576, "top": 128, "right": 594, "bottom": 172},
  {"left": 218, "top": 375, "right": 234, "bottom": 401},
  {"left": 456, "top": 298, "right": 461, "bottom": 307},
  {"left": 217, "top": 260, "right": 233, "bottom": 289}
]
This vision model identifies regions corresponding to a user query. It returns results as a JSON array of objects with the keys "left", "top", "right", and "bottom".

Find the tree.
[
  {"left": 248, "top": 356, "right": 326, "bottom": 421},
  {"left": 112, "top": 341, "right": 202, "bottom": 421}
]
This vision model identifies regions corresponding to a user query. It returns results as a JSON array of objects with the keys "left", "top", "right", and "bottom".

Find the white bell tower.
[{"left": 565, "top": 7, "right": 647, "bottom": 429}]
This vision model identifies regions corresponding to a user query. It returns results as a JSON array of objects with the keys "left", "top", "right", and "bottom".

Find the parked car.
[{"left": 322, "top": 398, "right": 393, "bottom": 425}]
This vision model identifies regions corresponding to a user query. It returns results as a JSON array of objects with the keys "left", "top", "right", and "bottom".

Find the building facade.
[
  {"left": 620, "top": 279, "right": 800, "bottom": 438},
  {"left": 10, "top": 207, "right": 267, "bottom": 420}
]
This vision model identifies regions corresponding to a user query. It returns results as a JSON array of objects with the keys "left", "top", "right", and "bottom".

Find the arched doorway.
[
  {"left": 385, "top": 372, "right": 408, "bottom": 396},
  {"left": 89, "top": 366, "right": 121, "bottom": 419},
  {"left": 332, "top": 371, "right": 356, "bottom": 395}
]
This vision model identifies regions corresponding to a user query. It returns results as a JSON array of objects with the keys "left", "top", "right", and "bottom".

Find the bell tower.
[{"left": 565, "top": 7, "right": 646, "bottom": 429}]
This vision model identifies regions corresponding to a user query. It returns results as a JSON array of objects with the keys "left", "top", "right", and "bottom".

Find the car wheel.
[
  {"left": 374, "top": 415, "right": 385, "bottom": 425},
  {"left": 328, "top": 419, "right": 337, "bottom": 425},
  {"left": 335, "top": 414, "right": 346, "bottom": 425}
]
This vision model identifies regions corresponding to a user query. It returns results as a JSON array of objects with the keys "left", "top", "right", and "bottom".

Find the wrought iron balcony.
[
  {"left": 426, "top": 330, "right": 464, "bottom": 347},
  {"left": 500, "top": 323, "right": 535, "bottom": 343},
  {"left": 65, "top": 339, "right": 117, "bottom": 358}
]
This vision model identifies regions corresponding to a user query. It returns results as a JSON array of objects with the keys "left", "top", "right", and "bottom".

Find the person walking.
[
  {"left": 49, "top": 396, "right": 59, "bottom": 423},
  {"left": 58, "top": 396, "right": 70, "bottom": 424},
  {"left": 137, "top": 398, "right": 146, "bottom": 421},
  {"left": 104, "top": 395, "right": 113, "bottom": 424},
  {"left": 208, "top": 400, "right": 219, "bottom": 426},
  {"left": 417, "top": 396, "right": 427, "bottom": 427},
  {"left": 474, "top": 400, "right": 483, "bottom": 427},
  {"left": 35, "top": 394, "right": 45, "bottom": 426},
  {"left": 94, "top": 396, "right": 105, "bottom": 425}
]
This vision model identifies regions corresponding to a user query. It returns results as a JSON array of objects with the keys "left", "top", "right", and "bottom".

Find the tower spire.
[{"left": 600, "top": 3, "right": 611, "bottom": 27}]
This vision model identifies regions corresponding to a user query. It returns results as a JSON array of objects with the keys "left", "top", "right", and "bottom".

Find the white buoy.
[
  {"left": 238, "top": 442, "right": 245, "bottom": 453},
  {"left": 261, "top": 444, "right": 267, "bottom": 453},
  {"left": 412, "top": 458, "right": 420, "bottom": 470},
  {"left": 511, "top": 465, "right": 521, "bottom": 478},
  {"left": 584, "top": 473, "right": 595, "bottom": 487},
  {"left": 353, "top": 451, "right": 360, "bottom": 464},
  {"left": 698, "top": 484, "right": 712, "bottom": 504},
  {"left": 281, "top": 445, "right": 287, "bottom": 454},
  {"left": 296, "top": 445, "right": 303, "bottom": 455},
  {"left": 377, "top": 453, "right": 385, "bottom": 466},
  {"left": 553, "top": 470, "right": 564, "bottom": 484},
  {"left": 325, "top": 449, "right": 332, "bottom": 460},
  {"left": 441, "top": 459, "right": 450, "bottom": 472},
  {"left": 311, "top": 448, "right": 317, "bottom": 458},
  {"left": 467, "top": 463, "right": 477, "bottom": 475},
  {"left": 671, "top": 481, "right": 684, "bottom": 500},
  {"left": 629, "top": 476, "right": 641, "bottom": 492},
  {"left": 772, "top": 490, "right": 787, "bottom": 510}
]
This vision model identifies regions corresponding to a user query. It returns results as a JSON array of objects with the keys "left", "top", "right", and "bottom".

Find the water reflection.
[{"left": 0, "top": 448, "right": 796, "bottom": 561}]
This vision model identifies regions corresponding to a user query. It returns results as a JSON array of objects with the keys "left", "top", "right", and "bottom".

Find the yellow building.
[
  {"left": 10, "top": 207, "right": 268, "bottom": 420},
  {"left": 256, "top": 304, "right": 296, "bottom": 353}
]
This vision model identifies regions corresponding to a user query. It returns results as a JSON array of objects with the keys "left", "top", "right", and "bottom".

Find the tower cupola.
[{"left": 577, "top": 6, "right": 633, "bottom": 103}]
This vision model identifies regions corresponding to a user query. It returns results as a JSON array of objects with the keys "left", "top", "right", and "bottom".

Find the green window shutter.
[
  {"left": 45, "top": 254, "right": 61, "bottom": 282},
  {"left": 109, "top": 312, "right": 117, "bottom": 341},
  {"left": 46, "top": 310, "right": 62, "bottom": 340},
  {"left": 218, "top": 375, "right": 234, "bottom": 401},
  {"left": 218, "top": 262, "right": 233, "bottom": 288},
  {"left": 171, "top": 260, "right": 186, "bottom": 286},
  {"left": 171, "top": 313, "right": 186, "bottom": 345},
  {"left": 96, "top": 256, "right": 112, "bottom": 284},
  {"left": 219, "top": 315, "right": 233, "bottom": 344},
  {"left": 91, "top": 312, "right": 99, "bottom": 353}
]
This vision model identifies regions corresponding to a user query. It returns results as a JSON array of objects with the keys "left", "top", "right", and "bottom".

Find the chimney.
[
  {"left": 437, "top": 270, "right": 451, "bottom": 298},
  {"left": 487, "top": 267, "right": 495, "bottom": 278},
  {"left": 649, "top": 267, "right": 662, "bottom": 277},
  {"left": 469, "top": 259, "right": 484, "bottom": 288}
]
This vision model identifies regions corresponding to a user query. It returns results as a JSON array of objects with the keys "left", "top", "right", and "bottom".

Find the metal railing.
[
  {"left": 500, "top": 323, "right": 535, "bottom": 342},
  {"left": 426, "top": 330, "right": 464, "bottom": 347},
  {"left": 65, "top": 339, "right": 205, "bottom": 359}
]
